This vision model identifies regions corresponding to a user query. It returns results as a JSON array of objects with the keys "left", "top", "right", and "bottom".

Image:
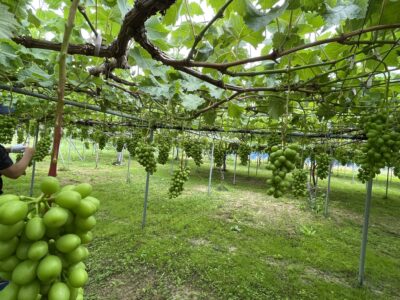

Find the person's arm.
[{"left": 0, "top": 147, "right": 35, "bottom": 179}]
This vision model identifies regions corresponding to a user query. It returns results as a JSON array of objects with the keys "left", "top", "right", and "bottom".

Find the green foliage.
[{"left": 0, "top": 4, "right": 20, "bottom": 39}]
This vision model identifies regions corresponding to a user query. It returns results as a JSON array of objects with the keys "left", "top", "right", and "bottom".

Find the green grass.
[{"left": 3, "top": 141, "right": 400, "bottom": 299}]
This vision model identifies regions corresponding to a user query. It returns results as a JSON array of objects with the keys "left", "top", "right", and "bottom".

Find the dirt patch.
[
  {"left": 215, "top": 190, "right": 312, "bottom": 230},
  {"left": 90, "top": 269, "right": 207, "bottom": 300},
  {"left": 265, "top": 256, "right": 351, "bottom": 288},
  {"left": 189, "top": 238, "right": 210, "bottom": 247}
]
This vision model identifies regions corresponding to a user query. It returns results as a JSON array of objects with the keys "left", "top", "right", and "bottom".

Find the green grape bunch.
[
  {"left": 32, "top": 136, "right": 52, "bottom": 162},
  {"left": 237, "top": 143, "right": 251, "bottom": 166},
  {"left": 126, "top": 133, "right": 141, "bottom": 158},
  {"left": 0, "top": 176, "right": 100, "bottom": 300},
  {"left": 136, "top": 142, "right": 157, "bottom": 174},
  {"left": 315, "top": 153, "right": 331, "bottom": 180},
  {"left": 0, "top": 116, "right": 18, "bottom": 144},
  {"left": 357, "top": 113, "right": 400, "bottom": 182},
  {"left": 115, "top": 138, "right": 125, "bottom": 152},
  {"left": 16, "top": 127, "right": 25, "bottom": 144},
  {"left": 213, "top": 143, "right": 226, "bottom": 168},
  {"left": 168, "top": 166, "right": 190, "bottom": 198},
  {"left": 183, "top": 139, "right": 203, "bottom": 167},
  {"left": 266, "top": 144, "right": 300, "bottom": 198},
  {"left": 157, "top": 136, "right": 171, "bottom": 165},
  {"left": 91, "top": 131, "right": 108, "bottom": 150},
  {"left": 291, "top": 169, "right": 308, "bottom": 198}
]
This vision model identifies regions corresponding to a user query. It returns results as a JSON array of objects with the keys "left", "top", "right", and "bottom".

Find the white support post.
[
  {"left": 208, "top": 141, "right": 215, "bottom": 196},
  {"left": 358, "top": 178, "right": 373, "bottom": 286}
]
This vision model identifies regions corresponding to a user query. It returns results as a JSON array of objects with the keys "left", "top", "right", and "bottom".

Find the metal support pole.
[
  {"left": 358, "top": 178, "right": 373, "bottom": 286},
  {"left": 352, "top": 163, "right": 356, "bottom": 184},
  {"left": 324, "top": 160, "right": 333, "bottom": 217},
  {"left": 256, "top": 153, "right": 260, "bottom": 176},
  {"left": 208, "top": 141, "right": 215, "bottom": 196},
  {"left": 126, "top": 154, "right": 131, "bottom": 183},
  {"left": 67, "top": 137, "right": 72, "bottom": 169},
  {"left": 58, "top": 145, "right": 66, "bottom": 168},
  {"left": 384, "top": 167, "right": 390, "bottom": 199},
  {"left": 141, "top": 129, "right": 154, "bottom": 229},
  {"left": 233, "top": 153, "right": 237, "bottom": 185},
  {"left": 95, "top": 143, "right": 99, "bottom": 169},
  {"left": 29, "top": 124, "right": 39, "bottom": 197},
  {"left": 247, "top": 154, "right": 250, "bottom": 176},
  {"left": 70, "top": 139, "right": 83, "bottom": 161}
]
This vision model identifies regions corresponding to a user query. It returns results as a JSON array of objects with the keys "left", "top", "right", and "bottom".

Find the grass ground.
[{"left": 3, "top": 141, "right": 400, "bottom": 300}]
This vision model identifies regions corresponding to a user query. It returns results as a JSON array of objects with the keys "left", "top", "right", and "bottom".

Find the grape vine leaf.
[
  {"left": 181, "top": 94, "right": 205, "bottom": 111},
  {"left": 323, "top": 4, "right": 363, "bottom": 26},
  {"left": 0, "top": 4, "right": 20, "bottom": 39}
]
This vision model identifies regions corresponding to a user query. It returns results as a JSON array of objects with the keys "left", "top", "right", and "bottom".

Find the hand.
[{"left": 24, "top": 147, "right": 35, "bottom": 157}]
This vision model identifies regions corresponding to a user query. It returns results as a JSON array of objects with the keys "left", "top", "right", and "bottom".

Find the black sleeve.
[{"left": 0, "top": 145, "right": 13, "bottom": 170}]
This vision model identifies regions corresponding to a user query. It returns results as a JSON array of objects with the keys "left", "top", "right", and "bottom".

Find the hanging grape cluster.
[
  {"left": 115, "top": 138, "right": 125, "bottom": 152},
  {"left": 0, "top": 177, "right": 99, "bottom": 300},
  {"left": 357, "top": 113, "right": 400, "bottom": 183},
  {"left": 183, "top": 139, "right": 203, "bottom": 167},
  {"left": 315, "top": 153, "right": 331, "bottom": 180},
  {"left": 291, "top": 169, "right": 308, "bottom": 198},
  {"left": 266, "top": 144, "right": 300, "bottom": 198},
  {"left": 16, "top": 127, "right": 25, "bottom": 144},
  {"left": 237, "top": 143, "right": 251, "bottom": 166},
  {"left": 136, "top": 142, "right": 157, "bottom": 174},
  {"left": 0, "top": 116, "right": 17, "bottom": 144},
  {"left": 213, "top": 143, "right": 226, "bottom": 168},
  {"left": 334, "top": 147, "right": 351, "bottom": 166},
  {"left": 91, "top": 131, "right": 107, "bottom": 150},
  {"left": 32, "top": 136, "right": 52, "bottom": 162},
  {"left": 127, "top": 139, "right": 138, "bottom": 157},
  {"left": 168, "top": 166, "right": 190, "bottom": 198},
  {"left": 157, "top": 136, "right": 171, "bottom": 165}
]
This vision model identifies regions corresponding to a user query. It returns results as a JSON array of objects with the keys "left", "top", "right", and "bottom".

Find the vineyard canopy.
[{"left": 0, "top": 0, "right": 400, "bottom": 137}]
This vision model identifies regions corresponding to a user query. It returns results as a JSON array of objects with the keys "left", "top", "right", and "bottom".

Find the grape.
[
  {"left": 136, "top": 142, "right": 157, "bottom": 174},
  {"left": 157, "top": 136, "right": 171, "bottom": 165},
  {"left": 126, "top": 133, "right": 141, "bottom": 157},
  {"left": 266, "top": 144, "right": 300, "bottom": 198},
  {"left": 291, "top": 169, "right": 308, "bottom": 198},
  {"left": 0, "top": 176, "right": 99, "bottom": 300},
  {"left": 183, "top": 139, "right": 203, "bottom": 167},
  {"left": 237, "top": 143, "right": 251, "bottom": 166},
  {"left": 91, "top": 131, "right": 108, "bottom": 150},
  {"left": 115, "top": 137, "right": 125, "bottom": 152},
  {"left": 168, "top": 166, "right": 190, "bottom": 198},
  {"left": 32, "top": 136, "right": 52, "bottom": 162},
  {"left": 0, "top": 116, "right": 17, "bottom": 144},
  {"left": 213, "top": 143, "right": 226, "bottom": 168},
  {"left": 357, "top": 113, "right": 400, "bottom": 182},
  {"left": 315, "top": 153, "right": 331, "bottom": 180},
  {"left": 16, "top": 127, "right": 25, "bottom": 144}
]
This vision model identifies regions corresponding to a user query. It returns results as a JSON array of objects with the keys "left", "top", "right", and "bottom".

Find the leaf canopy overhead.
[{"left": 0, "top": 0, "right": 399, "bottom": 140}]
